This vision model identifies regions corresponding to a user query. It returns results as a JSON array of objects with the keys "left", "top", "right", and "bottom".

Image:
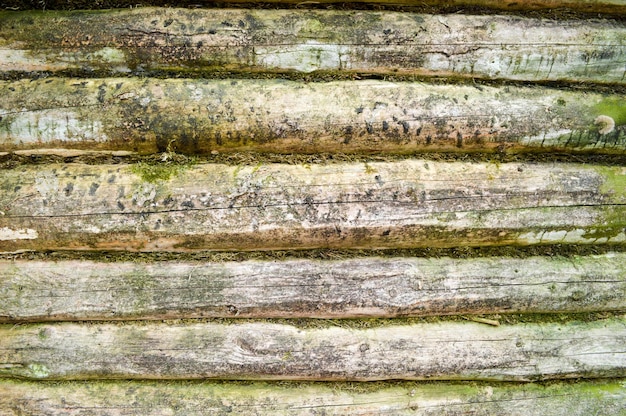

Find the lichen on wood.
[
  {"left": 0, "top": 317, "right": 624, "bottom": 381},
  {"left": 1, "top": 8, "right": 625, "bottom": 83},
  {"left": 1, "top": 253, "right": 625, "bottom": 321},
  {"left": 0, "top": 160, "right": 625, "bottom": 252},
  {"left": 0, "top": 78, "right": 625, "bottom": 155},
  {"left": 1, "top": 378, "right": 625, "bottom": 415}
]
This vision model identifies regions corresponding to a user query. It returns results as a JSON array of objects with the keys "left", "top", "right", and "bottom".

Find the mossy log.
[
  {"left": 1, "top": 253, "right": 625, "bottom": 322},
  {"left": 1, "top": 317, "right": 625, "bottom": 381},
  {"left": 1, "top": 0, "right": 624, "bottom": 14},
  {"left": 1, "top": 9, "right": 625, "bottom": 83},
  {"left": 1, "top": 160, "right": 625, "bottom": 252},
  {"left": 1, "top": 78, "right": 625, "bottom": 155},
  {"left": 411, "top": 0, "right": 626, "bottom": 13},
  {"left": 1, "top": 379, "right": 625, "bottom": 416},
  {"left": 196, "top": 0, "right": 626, "bottom": 15}
]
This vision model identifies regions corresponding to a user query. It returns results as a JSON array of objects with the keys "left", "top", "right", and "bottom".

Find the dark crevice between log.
[
  {"left": 3, "top": 244, "right": 626, "bottom": 262},
  {"left": 2, "top": 70, "right": 626, "bottom": 95},
  {"left": 1, "top": 310, "right": 624, "bottom": 327},
  {"left": 2, "top": 151, "right": 626, "bottom": 170},
  {"left": 1, "top": 0, "right": 625, "bottom": 20},
  {"left": 4, "top": 376, "right": 626, "bottom": 387}
]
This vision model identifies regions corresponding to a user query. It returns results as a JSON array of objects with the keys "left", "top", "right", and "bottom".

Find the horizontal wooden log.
[
  {"left": 2, "top": 0, "right": 625, "bottom": 14},
  {"left": 1, "top": 317, "right": 625, "bottom": 381},
  {"left": 1, "top": 379, "right": 625, "bottom": 416},
  {"left": 1, "top": 253, "right": 625, "bottom": 321},
  {"left": 207, "top": 0, "right": 626, "bottom": 15},
  {"left": 1, "top": 78, "right": 625, "bottom": 155},
  {"left": 412, "top": 0, "right": 626, "bottom": 13},
  {"left": 1, "top": 9, "right": 624, "bottom": 83},
  {"left": 1, "top": 160, "right": 625, "bottom": 252}
]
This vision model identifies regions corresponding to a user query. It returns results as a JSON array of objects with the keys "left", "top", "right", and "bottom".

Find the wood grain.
[
  {"left": 1, "top": 253, "right": 625, "bottom": 321},
  {"left": 194, "top": 0, "right": 626, "bottom": 15},
  {"left": 1, "top": 378, "right": 625, "bottom": 415},
  {"left": 1, "top": 9, "right": 624, "bottom": 83},
  {"left": 1, "top": 78, "right": 625, "bottom": 155},
  {"left": 1, "top": 318, "right": 624, "bottom": 381},
  {"left": 1, "top": 160, "right": 625, "bottom": 252}
]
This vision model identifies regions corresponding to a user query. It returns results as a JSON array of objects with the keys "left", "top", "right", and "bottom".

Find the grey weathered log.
[
  {"left": 1, "top": 9, "right": 624, "bottom": 83},
  {"left": 1, "top": 160, "right": 625, "bottom": 252},
  {"left": 415, "top": 0, "right": 626, "bottom": 13},
  {"left": 0, "top": 317, "right": 625, "bottom": 381},
  {"left": 1, "top": 0, "right": 623, "bottom": 13},
  {"left": 1, "top": 379, "right": 625, "bottom": 416},
  {"left": 1, "top": 253, "right": 625, "bottom": 322},
  {"left": 191, "top": 0, "right": 626, "bottom": 15},
  {"left": 0, "top": 78, "right": 625, "bottom": 155}
]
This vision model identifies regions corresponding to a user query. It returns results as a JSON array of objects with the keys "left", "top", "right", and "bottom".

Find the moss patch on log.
[{"left": 130, "top": 155, "right": 197, "bottom": 183}]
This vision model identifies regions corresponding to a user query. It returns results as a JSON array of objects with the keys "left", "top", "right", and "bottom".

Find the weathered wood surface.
[
  {"left": 1, "top": 379, "right": 625, "bottom": 416},
  {"left": 415, "top": 0, "right": 626, "bottom": 13},
  {"left": 211, "top": 0, "right": 626, "bottom": 15},
  {"left": 1, "top": 78, "right": 625, "bottom": 155},
  {"left": 2, "top": 253, "right": 625, "bottom": 322},
  {"left": 1, "top": 9, "right": 624, "bottom": 83},
  {"left": 1, "top": 317, "right": 625, "bottom": 381},
  {"left": 1, "top": 160, "right": 625, "bottom": 252},
  {"left": 2, "top": 0, "right": 624, "bottom": 13}
]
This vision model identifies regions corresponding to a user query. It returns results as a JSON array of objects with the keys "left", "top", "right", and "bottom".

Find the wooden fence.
[{"left": 0, "top": 0, "right": 625, "bottom": 413}]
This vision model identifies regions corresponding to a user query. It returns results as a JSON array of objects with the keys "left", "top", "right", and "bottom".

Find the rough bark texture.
[
  {"left": 196, "top": 0, "right": 626, "bottom": 14},
  {"left": 1, "top": 78, "right": 625, "bottom": 155},
  {"left": 415, "top": 0, "right": 626, "bottom": 12},
  {"left": 1, "top": 0, "right": 624, "bottom": 13},
  {"left": 1, "top": 9, "right": 625, "bottom": 83},
  {"left": 1, "top": 253, "right": 625, "bottom": 322},
  {"left": 1, "top": 318, "right": 625, "bottom": 381},
  {"left": 1, "top": 160, "right": 625, "bottom": 252},
  {"left": 1, "top": 379, "right": 625, "bottom": 416}
]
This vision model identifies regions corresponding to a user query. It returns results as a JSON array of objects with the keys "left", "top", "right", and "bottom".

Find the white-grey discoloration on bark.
[
  {"left": 1, "top": 9, "right": 624, "bottom": 83},
  {"left": 1, "top": 78, "right": 623, "bottom": 155}
]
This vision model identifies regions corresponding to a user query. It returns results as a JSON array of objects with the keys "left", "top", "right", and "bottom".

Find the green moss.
[
  {"left": 27, "top": 363, "right": 50, "bottom": 378},
  {"left": 594, "top": 165, "right": 626, "bottom": 202},
  {"left": 363, "top": 163, "right": 376, "bottom": 174},
  {"left": 593, "top": 98, "right": 626, "bottom": 126},
  {"left": 586, "top": 207, "right": 626, "bottom": 241},
  {"left": 130, "top": 155, "right": 195, "bottom": 183},
  {"left": 582, "top": 227, "right": 624, "bottom": 241}
]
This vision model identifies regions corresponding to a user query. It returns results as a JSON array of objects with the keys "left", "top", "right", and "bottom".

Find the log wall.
[
  {"left": 2, "top": 253, "right": 624, "bottom": 321},
  {"left": 2, "top": 78, "right": 625, "bottom": 154},
  {"left": 1, "top": 0, "right": 625, "bottom": 413}
]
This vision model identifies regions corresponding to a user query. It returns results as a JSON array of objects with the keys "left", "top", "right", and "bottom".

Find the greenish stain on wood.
[
  {"left": 1, "top": 9, "right": 625, "bottom": 83},
  {"left": 0, "top": 378, "right": 625, "bottom": 415}
]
